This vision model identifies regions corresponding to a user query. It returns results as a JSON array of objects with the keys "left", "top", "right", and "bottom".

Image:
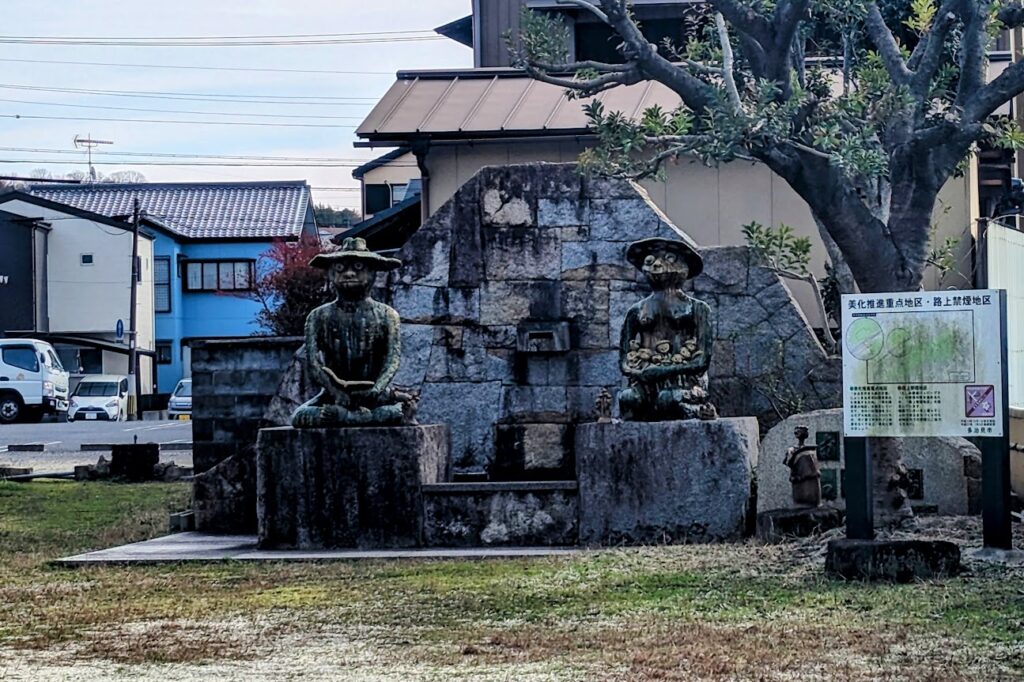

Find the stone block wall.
[
  {"left": 191, "top": 336, "right": 302, "bottom": 473},
  {"left": 381, "top": 163, "right": 838, "bottom": 470}
]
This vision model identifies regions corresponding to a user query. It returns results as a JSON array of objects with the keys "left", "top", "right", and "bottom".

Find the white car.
[
  {"left": 68, "top": 375, "right": 129, "bottom": 422},
  {"left": 167, "top": 379, "right": 192, "bottom": 419},
  {"left": 0, "top": 339, "right": 70, "bottom": 424}
]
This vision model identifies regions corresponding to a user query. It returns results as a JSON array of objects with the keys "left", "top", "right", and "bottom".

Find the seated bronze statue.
[
  {"left": 618, "top": 236, "right": 718, "bottom": 421},
  {"left": 291, "top": 237, "right": 416, "bottom": 428}
]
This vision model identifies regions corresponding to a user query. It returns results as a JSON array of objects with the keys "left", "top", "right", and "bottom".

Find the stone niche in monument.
[{"left": 255, "top": 238, "right": 450, "bottom": 550}]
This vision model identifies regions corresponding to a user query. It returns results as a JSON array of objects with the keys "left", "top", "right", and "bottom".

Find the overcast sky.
[{"left": 0, "top": 1, "right": 473, "bottom": 210}]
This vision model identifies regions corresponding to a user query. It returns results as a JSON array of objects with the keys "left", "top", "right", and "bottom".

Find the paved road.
[{"left": 0, "top": 419, "right": 192, "bottom": 472}]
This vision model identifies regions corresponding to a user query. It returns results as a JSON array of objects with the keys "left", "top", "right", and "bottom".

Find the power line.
[
  {"left": 0, "top": 147, "right": 416, "bottom": 164},
  {"left": 0, "top": 97, "right": 367, "bottom": 120},
  {"left": 0, "top": 158, "right": 371, "bottom": 167},
  {"left": 1, "top": 113, "right": 357, "bottom": 128},
  {"left": 0, "top": 57, "right": 394, "bottom": 77},
  {"left": 0, "top": 34, "right": 443, "bottom": 47},
  {"left": 0, "top": 29, "right": 437, "bottom": 40},
  {"left": 0, "top": 83, "right": 379, "bottom": 105}
]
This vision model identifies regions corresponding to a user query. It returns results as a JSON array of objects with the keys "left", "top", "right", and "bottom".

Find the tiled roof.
[{"left": 29, "top": 180, "right": 312, "bottom": 240}]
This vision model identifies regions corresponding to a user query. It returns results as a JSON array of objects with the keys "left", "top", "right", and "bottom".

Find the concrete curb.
[
  {"left": 7, "top": 443, "right": 46, "bottom": 452},
  {"left": 80, "top": 442, "right": 193, "bottom": 452}
]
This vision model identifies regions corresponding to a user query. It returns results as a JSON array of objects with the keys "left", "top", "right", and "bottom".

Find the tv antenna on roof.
[{"left": 73, "top": 134, "right": 113, "bottom": 182}]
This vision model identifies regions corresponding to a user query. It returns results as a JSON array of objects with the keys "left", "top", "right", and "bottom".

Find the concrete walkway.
[{"left": 57, "top": 532, "right": 581, "bottom": 565}]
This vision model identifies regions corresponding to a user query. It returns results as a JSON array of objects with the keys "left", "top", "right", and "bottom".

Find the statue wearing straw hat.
[
  {"left": 291, "top": 237, "right": 416, "bottom": 427},
  {"left": 617, "top": 236, "right": 718, "bottom": 422}
]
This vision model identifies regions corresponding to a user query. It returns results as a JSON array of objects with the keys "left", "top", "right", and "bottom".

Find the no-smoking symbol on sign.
[{"left": 965, "top": 385, "right": 995, "bottom": 418}]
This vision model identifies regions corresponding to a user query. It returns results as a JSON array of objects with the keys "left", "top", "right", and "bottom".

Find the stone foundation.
[
  {"left": 576, "top": 417, "right": 759, "bottom": 544},
  {"left": 423, "top": 481, "right": 578, "bottom": 546},
  {"left": 257, "top": 425, "right": 449, "bottom": 549},
  {"left": 755, "top": 507, "right": 845, "bottom": 543}
]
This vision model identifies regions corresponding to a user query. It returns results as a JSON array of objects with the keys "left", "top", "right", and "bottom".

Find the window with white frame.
[{"left": 184, "top": 260, "right": 255, "bottom": 292}]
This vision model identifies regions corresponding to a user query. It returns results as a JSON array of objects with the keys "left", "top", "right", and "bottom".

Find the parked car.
[
  {"left": 167, "top": 378, "right": 192, "bottom": 419},
  {"left": 0, "top": 339, "right": 70, "bottom": 424},
  {"left": 67, "top": 375, "right": 129, "bottom": 422}
]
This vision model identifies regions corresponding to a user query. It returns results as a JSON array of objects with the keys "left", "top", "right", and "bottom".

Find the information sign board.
[{"left": 842, "top": 290, "right": 1005, "bottom": 438}]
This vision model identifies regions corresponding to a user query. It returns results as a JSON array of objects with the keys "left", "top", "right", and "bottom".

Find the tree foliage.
[
  {"left": 250, "top": 238, "right": 331, "bottom": 336},
  {"left": 515, "top": 0, "right": 1024, "bottom": 295},
  {"left": 314, "top": 204, "right": 361, "bottom": 228}
]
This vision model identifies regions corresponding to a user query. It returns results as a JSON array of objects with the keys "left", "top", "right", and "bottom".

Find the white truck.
[{"left": 0, "top": 339, "right": 70, "bottom": 424}]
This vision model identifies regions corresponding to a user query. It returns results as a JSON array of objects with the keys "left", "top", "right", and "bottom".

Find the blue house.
[{"left": 30, "top": 181, "right": 318, "bottom": 396}]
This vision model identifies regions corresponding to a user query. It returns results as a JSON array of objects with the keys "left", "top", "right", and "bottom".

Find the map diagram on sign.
[{"left": 845, "top": 310, "right": 976, "bottom": 384}]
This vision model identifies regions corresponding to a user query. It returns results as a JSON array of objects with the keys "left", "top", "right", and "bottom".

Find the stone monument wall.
[
  {"left": 383, "top": 163, "right": 839, "bottom": 470},
  {"left": 191, "top": 336, "right": 302, "bottom": 473}
]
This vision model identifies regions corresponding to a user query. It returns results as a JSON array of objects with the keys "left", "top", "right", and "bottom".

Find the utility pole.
[{"left": 128, "top": 198, "right": 141, "bottom": 420}]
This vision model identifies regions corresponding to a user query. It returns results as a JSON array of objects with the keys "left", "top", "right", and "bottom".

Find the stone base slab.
[
  {"left": 756, "top": 507, "right": 845, "bottom": 543},
  {"left": 575, "top": 417, "right": 759, "bottom": 544},
  {"left": 423, "top": 481, "right": 578, "bottom": 547},
  {"left": 257, "top": 425, "right": 448, "bottom": 550},
  {"left": 825, "top": 539, "right": 961, "bottom": 582}
]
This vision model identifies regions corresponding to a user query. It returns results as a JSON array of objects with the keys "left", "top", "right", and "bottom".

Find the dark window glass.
[
  {"left": 174, "top": 380, "right": 192, "bottom": 397},
  {"left": 156, "top": 342, "right": 173, "bottom": 365},
  {"left": 154, "top": 257, "right": 171, "bottom": 313},
  {"left": 365, "top": 184, "right": 391, "bottom": 214},
  {"left": 79, "top": 348, "right": 103, "bottom": 375},
  {"left": 74, "top": 382, "right": 117, "bottom": 397},
  {"left": 576, "top": 17, "right": 689, "bottom": 63},
  {"left": 81, "top": 254, "right": 94, "bottom": 265},
  {"left": 2, "top": 346, "right": 39, "bottom": 372},
  {"left": 120, "top": 379, "right": 128, "bottom": 394}
]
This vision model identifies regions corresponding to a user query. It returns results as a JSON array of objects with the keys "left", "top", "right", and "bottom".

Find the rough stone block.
[
  {"left": 482, "top": 187, "right": 534, "bottom": 227},
  {"left": 418, "top": 381, "right": 502, "bottom": 469},
  {"left": 423, "top": 482, "right": 578, "bottom": 546},
  {"left": 393, "top": 284, "right": 450, "bottom": 323},
  {"left": 755, "top": 507, "right": 845, "bottom": 543},
  {"left": 501, "top": 386, "right": 568, "bottom": 421},
  {"left": 758, "top": 409, "right": 982, "bottom": 516},
  {"left": 483, "top": 227, "right": 561, "bottom": 280},
  {"left": 392, "top": 324, "right": 433, "bottom": 387},
  {"left": 493, "top": 423, "right": 574, "bottom": 480},
  {"left": 480, "top": 281, "right": 562, "bottom": 326},
  {"left": 193, "top": 448, "right": 257, "bottom": 533},
  {"left": 825, "top": 539, "right": 961, "bottom": 582},
  {"left": 256, "top": 425, "right": 449, "bottom": 549},
  {"left": 576, "top": 418, "right": 759, "bottom": 544},
  {"left": 575, "top": 349, "right": 621, "bottom": 388},
  {"left": 538, "top": 197, "right": 587, "bottom": 227},
  {"left": 560, "top": 240, "right": 635, "bottom": 281},
  {"left": 588, "top": 198, "right": 661, "bottom": 241},
  {"left": 523, "top": 356, "right": 570, "bottom": 386},
  {"left": 691, "top": 247, "right": 749, "bottom": 294}
]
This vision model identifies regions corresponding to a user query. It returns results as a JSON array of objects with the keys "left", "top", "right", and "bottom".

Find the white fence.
[{"left": 986, "top": 221, "right": 1024, "bottom": 408}]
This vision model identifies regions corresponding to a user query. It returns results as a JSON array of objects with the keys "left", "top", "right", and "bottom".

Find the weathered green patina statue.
[
  {"left": 618, "top": 236, "right": 718, "bottom": 421},
  {"left": 291, "top": 237, "right": 416, "bottom": 427}
]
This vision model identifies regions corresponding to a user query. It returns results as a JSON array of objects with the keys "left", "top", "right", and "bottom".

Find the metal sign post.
[{"left": 841, "top": 289, "right": 1012, "bottom": 550}]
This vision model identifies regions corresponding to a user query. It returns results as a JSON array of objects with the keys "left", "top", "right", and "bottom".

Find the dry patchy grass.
[{"left": 0, "top": 481, "right": 1022, "bottom": 680}]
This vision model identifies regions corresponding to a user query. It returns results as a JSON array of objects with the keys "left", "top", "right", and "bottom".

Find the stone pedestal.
[
  {"left": 825, "top": 539, "right": 961, "bottom": 582},
  {"left": 257, "top": 425, "right": 449, "bottom": 549},
  {"left": 755, "top": 507, "right": 845, "bottom": 543},
  {"left": 575, "top": 417, "right": 758, "bottom": 544}
]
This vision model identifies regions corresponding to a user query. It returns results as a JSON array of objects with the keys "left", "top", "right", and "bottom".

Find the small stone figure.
[
  {"left": 595, "top": 388, "right": 613, "bottom": 423},
  {"left": 291, "top": 237, "right": 416, "bottom": 428},
  {"left": 783, "top": 426, "right": 822, "bottom": 507},
  {"left": 617, "top": 237, "right": 717, "bottom": 421}
]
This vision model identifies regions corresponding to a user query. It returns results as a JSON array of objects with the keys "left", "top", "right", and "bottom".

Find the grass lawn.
[{"left": 0, "top": 480, "right": 1021, "bottom": 680}]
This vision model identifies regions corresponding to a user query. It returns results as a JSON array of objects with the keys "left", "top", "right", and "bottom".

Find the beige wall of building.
[{"left": 414, "top": 140, "right": 974, "bottom": 326}]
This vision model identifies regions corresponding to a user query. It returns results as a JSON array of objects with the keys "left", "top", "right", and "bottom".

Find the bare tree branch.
[
  {"left": 964, "top": 57, "right": 1024, "bottom": 122},
  {"left": 529, "top": 59, "right": 637, "bottom": 73},
  {"left": 955, "top": 1, "right": 994, "bottom": 106},
  {"left": 708, "top": 0, "right": 771, "bottom": 46},
  {"left": 907, "top": 0, "right": 960, "bottom": 74},
  {"left": 554, "top": 0, "right": 609, "bottom": 24},
  {"left": 520, "top": 63, "right": 643, "bottom": 96},
  {"left": 714, "top": 12, "right": 743, "bottom": 113},
  {"left": 864, "top": 3, "right": 912, "bottom": 85}
]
